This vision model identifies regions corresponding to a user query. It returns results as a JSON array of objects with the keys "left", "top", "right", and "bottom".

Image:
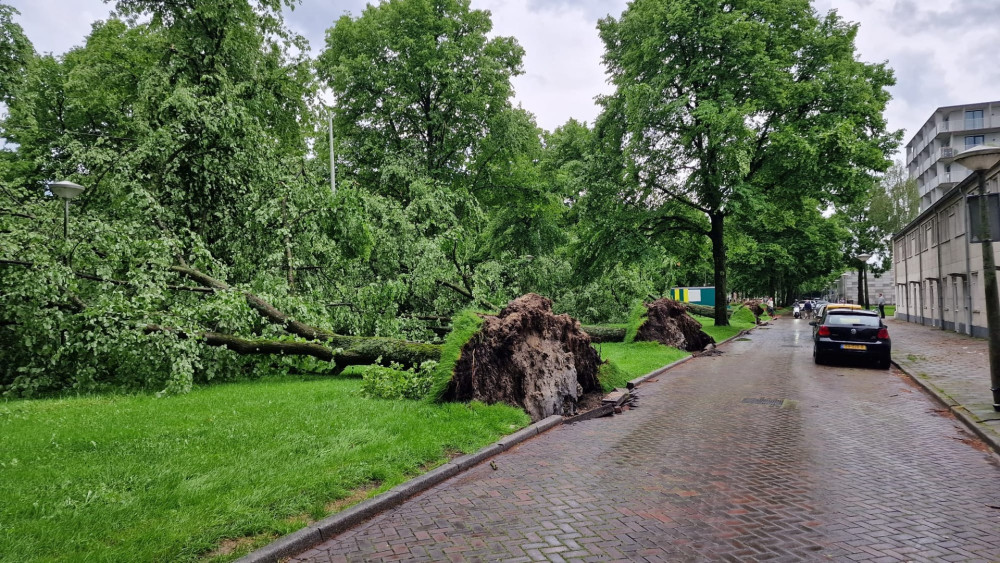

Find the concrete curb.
[
  {"left": 628, "top": 354, "right": 695, "bottom": 387},
  {"left": 627, "top": 327, "right": 754, "bottom": 388},
  {"left": 236, "top": 415, "right": 564, "bottom": 563},
  {"left": 891, "top": 360, "right": 1000, "bottom": 456}
]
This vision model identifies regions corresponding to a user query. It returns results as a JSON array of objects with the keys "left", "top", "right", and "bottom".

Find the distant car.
[
  {"left": 813, "top": 302, "right": 861, "bottom": 320},
  {"left": 811, "top": 308, "right": 891, "bottom": 369}
]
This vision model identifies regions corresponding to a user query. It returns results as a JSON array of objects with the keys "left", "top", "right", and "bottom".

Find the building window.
[
  {"left": 943, "top": 211, "right": 952, "bottom": 240},
  {"left": 966, "top": 109, "right": 984, "bottom": 129},
  {"left": 965, "top": 135, "right": 985, "bottom": 148}
]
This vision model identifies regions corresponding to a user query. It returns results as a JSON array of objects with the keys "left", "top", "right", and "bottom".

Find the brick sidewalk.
[{"left": 886, "top": 316, "right": 1000, "bottom": 450}]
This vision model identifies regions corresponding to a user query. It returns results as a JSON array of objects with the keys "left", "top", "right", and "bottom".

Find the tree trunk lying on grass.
[
  {"left": 636, "top": 298, "right": 715, "bottom": 352},
  {"left": 580, "top": 325, "right": 626, "bottom": 343},
  {"left": 166, "top": 265, "right": 442, "bottom": 370},
  {"left": 439, "top": 293, "right": 602, "bottom": 422},
  {"left": 1, "top": 259, "right": 443, "bottom": 371},
  {"left": 683, "top": 302, "right": 731, "bottom": 319}
]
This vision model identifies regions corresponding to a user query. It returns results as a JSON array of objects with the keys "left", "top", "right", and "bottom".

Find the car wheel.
[
  {"left": 876, "top": 357, "right": 891, "bottom": 370},
  {"left": 814, "top": 346, "right": 825, "bottom": 365}
]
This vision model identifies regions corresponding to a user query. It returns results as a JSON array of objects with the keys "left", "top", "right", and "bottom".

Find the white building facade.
[
  {"left": 894, "top": 143, "right": 1000, "bottom": 336},
  {"left": 830, "top": 269, "right": 895, "bottom": 305},
  {"left": 906, "top": 101, "right": 1000, "bottom": 213}
]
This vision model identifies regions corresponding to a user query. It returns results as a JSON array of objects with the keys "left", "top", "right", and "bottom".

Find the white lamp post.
[
  {"left": 49, "top": 180, "right": 86, "bottom": 242},
  {"left": 953, "top": 144, "right": 1000, "bottom": 411}
]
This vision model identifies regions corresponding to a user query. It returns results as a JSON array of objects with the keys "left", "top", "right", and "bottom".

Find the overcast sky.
[{"left": 8, "top": 0, "right": 1000, "bottom": 154}]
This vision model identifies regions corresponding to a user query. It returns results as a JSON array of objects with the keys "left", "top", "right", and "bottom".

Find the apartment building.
[
  {"left": 905, "top": 101, "right": 1000, "bottom": 212},
  {"left": 829, "top": 269, "right": 895, "bottom": 305},
  {"left": 894, "top": 112, "right": 1000, "bottom": 335}
]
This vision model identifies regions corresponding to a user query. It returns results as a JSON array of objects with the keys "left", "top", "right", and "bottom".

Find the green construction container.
[{"left": 669, "top": 286, "right": 716, "bottom": 307}]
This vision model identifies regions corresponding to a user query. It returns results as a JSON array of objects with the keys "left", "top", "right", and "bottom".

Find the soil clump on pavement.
[{"left": 441, "top": 294, "right": 602, "bottom": 422}]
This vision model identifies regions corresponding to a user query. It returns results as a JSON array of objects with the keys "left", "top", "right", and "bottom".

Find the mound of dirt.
[
  {"left": 636, "top": 298, "right": 715, "bottom": 351},
  {"left": 442, "top": 293, "right": 601, "bottom": 421}
]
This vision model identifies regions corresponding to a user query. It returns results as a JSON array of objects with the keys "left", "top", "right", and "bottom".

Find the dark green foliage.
[
  {"left": 595, "top": 0, "right": 898, "bottom": 325},
  {"left": 361, "top": 361, "right": 438, "bottom": 400},
  {"left": 0, "top": 3, "right": 32, "bottom": 102},
  {"left": 0, "top": 0, "right": 897, "bottom": 397},
  {"left": 318, "top": 0, "right": 524, "bottom": 194}
]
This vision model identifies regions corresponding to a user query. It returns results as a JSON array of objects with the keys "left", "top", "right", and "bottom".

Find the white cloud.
[
  {"left": 9, "top": 0, "right": 109, "bottom": 55},
  {"left": 481, "top": 0, "right": 628, "bottom": 130}
]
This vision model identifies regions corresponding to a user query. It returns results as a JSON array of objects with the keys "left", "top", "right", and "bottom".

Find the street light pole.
[
  {"left": 48, "top": 180, "right": 86, "bottom": 346},
  {"left": 953, "top": 145, "right": 1000, "bottom": 411},
  {"left": 49, "top": 181, "right": 86, "bottom": 261}
]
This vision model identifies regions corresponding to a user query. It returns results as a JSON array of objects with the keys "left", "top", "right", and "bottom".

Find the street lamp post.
[
  {"left": 49, "top": 180, "right": 86, "bottom": 243},
  {"left": 48, "top": 180, "right": 86, "bottom": 346},
  {"left": 953, "top": 145, "right": 1000, "bottom": 411}
]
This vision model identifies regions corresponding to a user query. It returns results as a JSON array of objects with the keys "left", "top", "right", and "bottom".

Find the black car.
[{"left": 810, "top": 309, "right": 891, "bottom": 369}]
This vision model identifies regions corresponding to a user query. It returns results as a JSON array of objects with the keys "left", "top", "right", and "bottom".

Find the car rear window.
[{"left": 826, "top": 314, "right": 880, "bottom": 327}]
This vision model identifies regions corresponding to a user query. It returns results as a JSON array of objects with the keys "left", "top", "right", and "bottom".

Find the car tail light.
[
  {"left": 817, "top": 325, "right": 831, "bottom": 337},
  {"left": 877, "top": 327, "right": 889, "bottom": 340}
]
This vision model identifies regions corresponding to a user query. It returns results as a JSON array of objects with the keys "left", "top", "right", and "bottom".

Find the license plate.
[{"left": 842, "top": 344, "right": 867, "bottom": 351}]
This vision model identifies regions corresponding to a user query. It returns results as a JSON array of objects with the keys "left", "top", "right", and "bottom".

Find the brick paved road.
[{"left": 292, "top": 319, "right": 1000, "bottom": 562}]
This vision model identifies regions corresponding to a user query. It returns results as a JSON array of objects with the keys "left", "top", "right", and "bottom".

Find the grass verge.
[
  {"left": 594, "top": 342, "right": 689, "bottom": 391},
  {"left": 693, "top": 310, "right": 757, "bottom": 343},
  {"left": 0, "top": 376, "right": 529, "bottom": 562}
]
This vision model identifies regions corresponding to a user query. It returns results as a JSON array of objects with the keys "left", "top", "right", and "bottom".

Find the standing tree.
[
  {"left": 596, "top": 0, "right": 898, "bottom": 325},
  {"left": 866, "top": 161, "right": 920, "bottom": 265},
  {"left": 0, "top": 2, "right": 31, "bottom": 103},
  {"left": 317, "top": 0, "right": 524, "bottom": 199},
  {"left": 838, "top": 161, "right": 919, "bottom": 307}
]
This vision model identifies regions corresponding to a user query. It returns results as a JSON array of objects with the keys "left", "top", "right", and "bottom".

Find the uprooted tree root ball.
[
  {"left": 635, "top": 298, "right": 715, "bottom": 352},
  {"left": 440, "top": 294, "right": 602, "bottom": 421}
]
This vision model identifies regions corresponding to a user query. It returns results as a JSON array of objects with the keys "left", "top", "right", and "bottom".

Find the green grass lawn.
[
  {"left": 692, "top": 314, "right": 757, "bottom": 343},
  {"left": 0, "top": 376, "right": 529, "bottom": 562},
  {"left": 594, "top": 341, "right": 689, "bottom": 390},
  {"left": 591, "top": 310, "right": 759, "bottom": 391}
]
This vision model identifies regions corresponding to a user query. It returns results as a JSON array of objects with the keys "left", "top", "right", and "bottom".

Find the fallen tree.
[
  {"left": 164, "top": 265, "right": 443, "bottom": 370},
  {"left": 437, "top": 294, "right": 602, "bottom": 421},
  {"left": 634, "top": 298, "right": 714, "bottom": 351},
  {"left": 1, "top": 258, "right": 442, "bottom": 374}
]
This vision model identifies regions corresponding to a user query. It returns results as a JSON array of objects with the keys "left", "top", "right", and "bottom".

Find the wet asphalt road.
[{"left": 291, "top": 318, "right": 1000, "bottom": 562}]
